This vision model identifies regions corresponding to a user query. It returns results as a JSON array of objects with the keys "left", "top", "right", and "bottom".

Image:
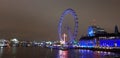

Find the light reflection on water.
[
  {"left": 79, "top": 50, "right": 94, "bottom": 58},
  {"left": 79, "top": 50, "right": 117, "bottom": 58},
  {"left": 0, "top": 47, "right": 3, "bottom": 58},
  {"left": 58, "top": 50, "right": 68, "bottom": 58},
  {"left": 0, "top": 47, "right": 119, "bottom": 58},
  {"left": 57, "top": 49, "right": 120, "bottom": 58},
  {"left": 12, "top": 47, "right": 17, "bottom": 58}
]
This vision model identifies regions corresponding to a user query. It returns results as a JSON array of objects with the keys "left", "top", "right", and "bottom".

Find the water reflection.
[
  {"left": 58, "top": 50, "right": 68, "bottom": 58},
  {"left": 0, "top": 47, "right": 3, "bottom": 58},
  {"left": 12, "top": 47, "right": 17, "bottom": 58},
  {"left": 57, "top": 49, "right": 119, "bottom": 58},
  {"left": 79, "top": 50, "right": 94, "bottom": 58},
  {"left": 12, "top": 47, "right": 17, "bottom": 54},
  {"left": 94, "top": 51, "right": 117, "bottom": 58},
  {"left": 0, "top": 47, "right": 119, "bottom": 58},
  {"left": 79, "top": 49, "right": 119, "bottom": 58}
]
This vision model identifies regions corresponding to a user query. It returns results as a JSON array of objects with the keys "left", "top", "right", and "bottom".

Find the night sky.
[{"left": 0, "top": 0, "right": 120, "bottom": 41}]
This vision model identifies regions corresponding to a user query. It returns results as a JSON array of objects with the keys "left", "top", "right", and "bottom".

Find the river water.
[{"left": 0, "top": 47, "right": 119, "bottom": 58}]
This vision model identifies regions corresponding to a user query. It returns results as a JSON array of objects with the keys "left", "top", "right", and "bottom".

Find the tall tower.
[{"left": 115, "top": 25, "right": 119, "bottom": 34}]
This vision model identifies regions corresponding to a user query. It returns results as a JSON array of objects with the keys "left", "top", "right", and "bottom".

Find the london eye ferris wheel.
[{"left": 58, "top": 8, "right": 78, "bottom": 44}]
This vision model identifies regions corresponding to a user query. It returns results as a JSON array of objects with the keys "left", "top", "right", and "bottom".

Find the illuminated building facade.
[
  {"left": 79, "top": 25, "right": 120, "bottom": 48},
  {"left": 0, "top": 39, "right": 8, "bottom": 47},
  {"left": 88, "top": 25, "right": 107, "bottom": 37}
]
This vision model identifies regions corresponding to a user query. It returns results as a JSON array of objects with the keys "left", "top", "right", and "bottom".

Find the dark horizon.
[{"left": 0, "top": 0, "right": 120, "bottom": 41}]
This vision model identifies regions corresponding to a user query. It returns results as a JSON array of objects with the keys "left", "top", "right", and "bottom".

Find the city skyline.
[{"left": 0, "top": 0, "right": 120, "bottom": 41}]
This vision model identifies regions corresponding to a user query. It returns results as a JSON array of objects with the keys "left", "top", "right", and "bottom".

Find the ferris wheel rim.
[{"left": 58, "top": 8, "right": 78, "bottom": 42}]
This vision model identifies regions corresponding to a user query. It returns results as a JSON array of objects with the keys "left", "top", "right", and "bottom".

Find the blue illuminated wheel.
[{"left": 58, "top": 8, "right": 78, "bottom": 42}]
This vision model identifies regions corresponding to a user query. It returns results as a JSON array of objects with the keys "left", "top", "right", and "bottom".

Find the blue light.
[
  {"left": 79, "top": 40, "right": 95, "bottom": 48},
  {"left": 88, "top": 26, "right": 94, "bottom": 36},
  {"left": 99, "top": 39, "right": 120, "bottom": 47}
]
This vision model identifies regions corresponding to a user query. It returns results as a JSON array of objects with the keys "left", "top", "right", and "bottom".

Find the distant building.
[
  {"left": 0, "top": 39, "right": 8, "bottom": 47},
  {"left": 10, "top": 38, "right": 19, "bottom": 47}
]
